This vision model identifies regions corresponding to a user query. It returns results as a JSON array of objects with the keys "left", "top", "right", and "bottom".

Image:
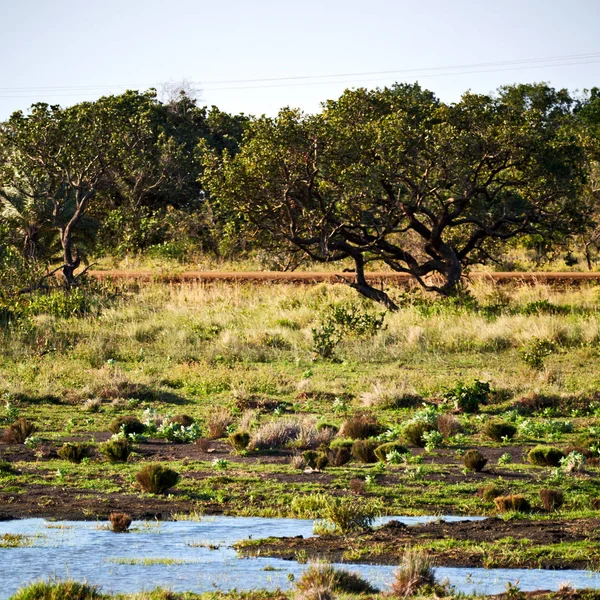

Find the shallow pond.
[{"left": 1, "top": 516, "right": 599, "bottom": 598}]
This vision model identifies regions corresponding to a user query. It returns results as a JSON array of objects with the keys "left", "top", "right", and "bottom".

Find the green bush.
[
  {"left": 296, "top": 563, "right": 378, "bottom": 595},
  {"left": 136, "top": 464, "right": 180, "bottom": 494},
  {"left": 10, "top": 579, "right": 106, "bottom": 599},
  {"left": 443, "top": 379, "right": 491, "bottom": 413},
  {"left": 484, "top": 421, "right": 517, "bottom": 442},
  {"left": 351, "top": 440, "right": 378, "bottom": 463},
  {"left": 100, "top": 438, "right": 132, "bottom": 463},
  {"left": 478, "top": 484, "right": 504, "bottom": 502},
  {"left": 402, "top": 421, "right": 436, "bottom": 447},
  {"left": 374, "top": 442, "right": 408, "bottom": 463},
  {"left": 109, "top": 416, "right": 145, "bottom": 436},
  {"left": 462, "top": 449, "right": 487, "bottom": 472},
  {"left": 228, "top": 430, "right": 251, "bottom": 452},
  {"left": 57, "top": 442, "right": 93, "bottom": 464},
  {"left": 316, "top": 497, "right": 379, "bottom": 533},
  {"left": 315, "top": 453, "right": 329, "bottom": 470},
  {"left": 528, "top": 445, "right": 565, "bottom": 467}
]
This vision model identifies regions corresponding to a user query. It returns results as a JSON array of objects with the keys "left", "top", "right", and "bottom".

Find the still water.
[{"left": 1, "top": 516, "right": 598, "bottom": 598}]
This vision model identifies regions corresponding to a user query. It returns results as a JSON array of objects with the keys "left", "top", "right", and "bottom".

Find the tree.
[{"left": 204, "top": 83, "right": 589, "bottom": 308}]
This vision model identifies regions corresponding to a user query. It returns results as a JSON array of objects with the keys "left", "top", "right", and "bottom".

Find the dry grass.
[
  {"left": 109, "top": 512, "right": 132, "bottom": 532},
  {"left": 206, "top": 408, "right": 233, "bottom": 439},
  {"left": 392, "top": 549, "right": 436, "bottom": 597}
]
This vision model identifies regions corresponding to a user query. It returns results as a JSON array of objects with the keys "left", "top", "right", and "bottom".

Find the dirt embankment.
[{"left": 88, "top": 270, "right": 600, "bottom": 286}]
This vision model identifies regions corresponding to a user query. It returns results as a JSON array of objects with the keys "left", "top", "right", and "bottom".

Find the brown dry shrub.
[
  {"left": 109, "top": 512, "right": 132, "bottom": 532},
  {"left": 540, "top": 488, "right": 564, "bottom": 511},
  {"left": 391, "top": 549, "right": 436, "bottom": 597},
  {"left": 350, "top": 478, "right": 366, "bottom": 495},
  {"left": 207, "top": 408, "right": 233, "bottom": 439},
  {"left": 196, "top": 438, "right": 210, "bottom": 452},
  {"left": 3, "top": 419, "right": 36, "bottom": 444},
  {"left": 494, "top": 494, "right": 531, "bottom": 513},
  {"left": 436, "top": 413, "right": 463, "bottom": 438},
  {"left": 339, "top": 414, "right": 382, "bottom": 440}
]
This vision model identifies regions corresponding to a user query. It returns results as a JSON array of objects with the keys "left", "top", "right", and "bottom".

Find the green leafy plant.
[
  {"left": 374, "top": 442, "right": 409, "bottom": 463},
  {"left": 521, "top": 337, "right": 557, "bottom": 370},
  {"left": 443, "top": 379, "right": 491, "bottom": 413},
  {"left": 136, "top": 464, "right": 180, "bottom": 494}
]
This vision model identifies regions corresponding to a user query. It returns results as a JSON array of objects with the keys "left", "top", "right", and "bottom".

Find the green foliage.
[
  {"left": 521, "top": 337, "right": 557, "bottom": 370},
  {"left": 315, "top": 496, "right": 379, "bottom": 534},
  {"left": 26, "top": 289, "right": 92, "bottom": 318},
  {"left": 374, "top": 442, "right": 409, "bottom": 463},
  {"left": 109, "top": 416, "right": 146, "bottom": 436},
  {"left": 157, "top": 421, "right": 202, "bottom": 443},
  {"left": 402, "top": 421, "right": 436, "bottom": 447},
  {"left": 443, "top": 380, "right": 491, "bottom": 413},
  {"left": 484, "top": 421, "right": 517, "bottom": 442},
  {"left": 228, "top": 430, "right": 251, "bottom": 452},
  {"left": 528, "top": 445, "right": 566, "bottom": 467},
  {"left": 136, "top": 464, "right": 180, "bottom": 494},
  {"left": 479, "top": 484, "right": 504, "bottom": 502},
  {"left": 462, "top": 449, "right": 488, "bottom": 472},
  {"left": 100, "top": 437, "right": 132, "bottom": 463},
  {"left": 57, "top": 442, "right": 93, "bottom": 464},
  {"left": 295, "top": 563, "right": 378, "bottom": 595},
  {"left": 9, "top": 579, "right": 106, "bottom": 599},
  {"left": 351, "top": 439, "right": 378, "bottom": 463}
]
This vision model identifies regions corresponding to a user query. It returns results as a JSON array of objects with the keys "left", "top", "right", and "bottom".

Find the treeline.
[{"left": 0, "top": 83, "right": 599, "bottom": 301}]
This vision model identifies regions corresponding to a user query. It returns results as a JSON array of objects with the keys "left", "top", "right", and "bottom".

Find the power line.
[{"left": 0, "top": 51, "right": 598, "bottom": 99}]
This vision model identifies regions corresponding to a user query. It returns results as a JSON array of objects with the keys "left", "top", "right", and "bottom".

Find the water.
[{"left": 1, "top": 516, "right": 598, "bottom": 598}]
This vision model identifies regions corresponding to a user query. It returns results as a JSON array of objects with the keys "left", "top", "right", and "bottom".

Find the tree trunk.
[{"left": 349, "top": 255, "right": 399, "bottom": 311}]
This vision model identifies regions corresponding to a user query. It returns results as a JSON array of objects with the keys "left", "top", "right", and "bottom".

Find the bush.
[
  {"left": 315, "top": 454, "right": 329, "bottom": 470},
  {"left": 528, "top": 445, "right": 565, "bottom": 467},
  {"left": 494, "top": 494, "right": 531, "bottom": 513},
  {"left": 392, "top": 549, "right": 436, "bottom": 597},
  {"left": 478, "top": 484, "right": 504, "bottom": 502},
  {"left": 136, "top": 464, "right": 180, "bottom": 494},
  {"left": 296, "top": 563, "right": 378, "bottom": 596},
  {"left": 109, "top": 416, "right": 145, "bottom": 436},
  {"left": 540, "top": 488, "right": 564, "bottom": 511},
  {"left": 462, "top": 449, "right": 487, "bottom": 472},
  {"left": 168, "top": 414, "right": 194, "bottom": 427},
  {"left": 317, "top": 497, "right": 378, "bottom": 533},
  {"left": 443, "top": 379, "right": 491, "bottom": 413},
  {"left": 436, "top": 413, "right": 463, "bottom": 438},
  {"left": 328, "top": 446, "right": 352, "bottom": 466},
  {"left": 484, "top": 421, "right": 517, "bottom": 442},
  {"left": 228, "top": 430, "right": 250, "bottom": 452},
  {"left": 3, "top": 418, "right": 36, "bottom": 444},
  {"left": 374, "top": 442, "right": 409, "bottom": 463},
  {"left": 0, "top": 460, "right": 15, "bottom": 475},
  {"left": 403, "top": 421, "right": 436, "bottom": 447},
  {"left": 10, "top": 579, "right": 106, "bottom": 599},
  {"left": 109, "top": 512, "right": 132, "bottom": 532},
  {"left": 57, "top": 442, "right": 93, "bottom": 464},
  {"left": 207, "top": 408, "right": 233, "bottom": 439},
  {"left": 351, "top": 440, "right": 378, "bottom": 463},
  {"left": 100, "top": 438, "right": 132, "bottom": 463},
  {"left": 339, "top": 415, "right": 382, "bottom": 439}
]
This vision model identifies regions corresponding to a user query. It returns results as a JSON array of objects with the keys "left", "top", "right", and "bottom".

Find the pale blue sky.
[{"left": 1, "top": 0, "right": 599, "bottom": 118}]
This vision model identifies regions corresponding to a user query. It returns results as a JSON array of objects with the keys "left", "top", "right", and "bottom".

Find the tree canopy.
[{"left": 204, "top": 83, "right": 591, "bottom": 307}]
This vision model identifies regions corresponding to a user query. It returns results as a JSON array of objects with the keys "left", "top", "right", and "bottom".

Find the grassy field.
[{"left": 2, "top": 279, "right": 600, "bottom": 576}]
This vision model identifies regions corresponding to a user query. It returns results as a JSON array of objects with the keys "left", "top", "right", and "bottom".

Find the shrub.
[
  {"left": 350, "top": 478, "right": 366, "bottom": 494},
  {"left": 528, "top": 446, "right": 565, "bottom": 467},
  {"left": 351, "top": 440, "right": 378, "bottom": 463},
  {"left": 402, "top": 421, "right": 436, "bottom": 447},
  {"left": 57, "top": 442, "right": 93, "bottom": 464},
  {"left": 521, "top": 337, "right": 557, "bottom": 370},
  {"left": 494, "top": 494, "right": 531, "bottom": 513},
  {"left": 443, "top": 379, "right": 491, "bottom": 413},
  {"left": 484, "top": 421, "right": 517, "bottom": 442},
  {"left": 168, "top": 414, "right": 194, "bottom": 427},
  {"left": 157, "top": 421, "right": 202, "bottom": 443},
  {"left": 109, "top": 512, "right": 132, "bottom": 532},
  {"left": 196, "top": 438, "right": 210, "bottom": 452},
  {"left": 10, "top": 579, "right": 105, "bottom": 599},
  {"left": 315, "top": 454, "right": 329, "bottom": 470},
  {"left": 374, "top": 442, "right": 409, "bottom": 463},
  {"left": 302, "top": 450, "right": 319, "bottom": 468},
  {"left": 228, "top": 430, "right": 250, "bottom": 452},
  {"left": 391, "top": 549, "right": 436, "bottom": 597},
  {"left": 249, "top": 417, "right": 302, "bottom": 450},
  {"left": 0, "top": 460, "right": 15, "bottom": 475},
  {"left": 207, "top": 408, "right": 233, "bottom": 439},
  {"left": 339, "top": 415, "right": 382, "bottom": 439},
  {"left": 3, "top": 418, "right": 36, "bottom": 444},
  {"left": 436, "top": 413, "right": 464, "bottom": 438},
  {"left": 316, "top": 421, "right": 339, "bottom": 434},
  {"left": 328, "top": 446, "right": 352, "bottom": 467},
  {"left": 540, "top": 488, "right": 564, "bottom": 511},
  {"left": 109, "top": 416, "right": 145, "bottom": 436},
  {"left": 462, "top": 449, "right": 487, "bottom": 472},
  {"left": 100, "top": 438, "right": 132, "bottom": 463},
  {"left": 317, "top": 497, "right": 378, "bottom": 533},
  {"left": 296, "top": 563, "right": 378, "bottom": 596},
  {"left": 136, "top": 464, "right": 180, "bottom": 494},
  {"left": 478, "top": 484, "right": 504, "bottom": 502}
]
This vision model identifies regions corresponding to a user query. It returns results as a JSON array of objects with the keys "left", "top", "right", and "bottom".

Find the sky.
[{"left": 1, "top": 0, "right": 599, "bottom": 119}]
